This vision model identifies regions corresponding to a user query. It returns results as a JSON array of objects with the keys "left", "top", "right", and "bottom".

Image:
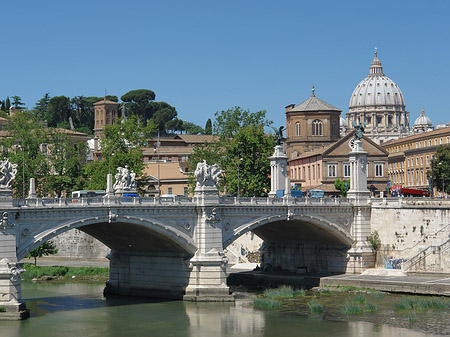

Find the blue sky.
[{"left": 2, "top": 1, "right": 449, "bottom": 130}]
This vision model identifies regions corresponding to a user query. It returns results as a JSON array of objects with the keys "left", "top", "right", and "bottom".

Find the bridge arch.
[
  {"left": 223, "top": 213, "right": 353, "bottom": 248},
  {"left": 17, "top": 215, "right": 197, "bottom": 261}
]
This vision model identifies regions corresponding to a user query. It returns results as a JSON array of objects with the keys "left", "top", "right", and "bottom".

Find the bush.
[
  {"left": 253, "top": 298, "right": 282, "bottom": 309},
  {"left": 352, "top": 294, "right": 366, "bottom": 303},
  {"left": 342, "top": 303, "right": 363, "bottom": 315},
  {"left": 365, "top": 303, "right": 377, "bottom": 312},
  {"left": 0, "top": 307, "right": 5, "bottom": 312},
  {"left": 369, "top": 231, "right": 381, "bottom": 252}
]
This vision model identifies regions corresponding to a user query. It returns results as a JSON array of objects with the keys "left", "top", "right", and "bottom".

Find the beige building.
[
  {"left": 142, "top": 134, "right": 217, "bottom": 196},
  {"left": 382, "top": 127, "right": 450, "bottom": 191},
  {"left": 289, "top": 132, "right": 389, "bottom": 196}
]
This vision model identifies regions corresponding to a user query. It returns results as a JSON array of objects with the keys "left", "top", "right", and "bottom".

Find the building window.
[
  {"left": 435, "top": 139, "right": 438, "bottom": 145},
  {"left": 375, "top": 163, "right": 384, "bottom": 177},
  {"left": 429, "top": 140, "right": 432, "bottom": 146},
  {"left": 343, "top": 163, "right": 350, "bottom": 177},
  {"left": 426, "top": 155, "right": 429, "bottom": 165},
  {"left": 312, "top": 120, "right": 323, "bottom": 136},
  {"left": 184, "top": 187, "right": 188, "bottom": 196},
  {"left": 295, "top": 122, "right": 300, "bottom": 136},
  {"left": 317, "top": 164, "right": 320, "bottom": 179},
  {"left": 168, "top": 187, "right": 173, "bottom": 194},
  {"left": 416, "top": 157, "right": 419, "bottom": 166},
  {"left": 328, "top": 163, "right": 337, "bottom": 177},
  {"left": 332, "top": 122, "right": 337, "bottom": 136},
  {"left": 407, "top": 158, "right": 410, "bottom": 167},
  {"left": 420, "top": 156, "right": 423, "bottom": 165},
  {"left": 312, "top": 165, "right": 315, "bottom": 180}
]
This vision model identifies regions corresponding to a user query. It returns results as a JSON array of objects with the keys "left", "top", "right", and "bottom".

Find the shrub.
[
  {"left": 365, "top": 303, "right": 377, "bottom": 312},
  {"left": 408, "top": 312, "right": 417, "bottom": 323},
  {"left": 0, "top": 307, "right": 5, "bottom": 312},
  {"left": 293, "top": 289, "right": 306, "bottom": 297},
  {"left": 342, "top": 303, "right": 363, "bottom": 315},
  {"left": 352, "top": 294, "right": 366, "bottom": 303}
]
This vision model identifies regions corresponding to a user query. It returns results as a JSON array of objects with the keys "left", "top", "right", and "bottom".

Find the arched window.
[
  {"left": 295, "top": 122, "right": 300, "bottom": 136},
  {"left": 312, "top": 120, "right": 323, "bottom": 136}
]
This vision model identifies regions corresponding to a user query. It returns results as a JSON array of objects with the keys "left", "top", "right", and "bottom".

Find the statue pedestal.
[
  {"left": 194, "top": 186, "right": 219, "bottom": 206},
  {"left": 268, "top": 145, "right": 288, "bottom": 197},
  {"left": 0, "top": 261, "right": 29, "bottom": 320}
]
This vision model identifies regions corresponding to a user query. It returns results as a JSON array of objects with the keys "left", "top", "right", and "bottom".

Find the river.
[{"left": 0, "top": 282, "right": 446, "bottom": 337}]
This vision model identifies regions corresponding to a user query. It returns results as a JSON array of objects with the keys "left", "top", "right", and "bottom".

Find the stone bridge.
[{"left": 0, "top": 191, "right": 370, "bottom": 319}]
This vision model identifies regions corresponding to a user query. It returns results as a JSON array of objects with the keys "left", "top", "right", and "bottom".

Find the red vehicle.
[{"left": 390, "top": 185, "right": 429, "bottom": 197}]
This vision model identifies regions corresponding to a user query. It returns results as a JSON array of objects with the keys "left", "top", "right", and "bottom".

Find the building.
[
  {"left": 382, "top": 127, "right": 450, "bottom": 192},
  {"left": 411, "top": 108, "right": 434, "bottom": 134},
  {"left": 141, "top": 134, "right": 217, "bottom": 196},
  {"left": 346, "top": 50, "right": 409, "bottom": 144},
  {"left": 93, "top": 98, "right": 120, "bottom": 138},
  {"left": 289, "top": 132, "right": 389, "bottom": 196},
  {"left": 285, "top": 87, "right": 341, "bottom": 160}
]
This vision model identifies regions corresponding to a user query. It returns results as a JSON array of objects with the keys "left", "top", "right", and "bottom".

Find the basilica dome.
[
  {"left": 349, "top": 51, "right": 405, "bottom": 109},
  {"left": 412, "top": 108, "right": 433, "bottom": 133}
]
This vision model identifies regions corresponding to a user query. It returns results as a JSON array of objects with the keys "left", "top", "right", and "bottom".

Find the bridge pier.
[{"left": 184, "top": 186, "right": 233, "bottom": 301}]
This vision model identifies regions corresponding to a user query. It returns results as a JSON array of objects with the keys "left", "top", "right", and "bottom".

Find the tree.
[
  {"left": 183, "top": 121, "right": 203, "bottom": 135},
  {"left": 430, "top": 144, "right": 450, "bottom": 195},
  {"left": 188, "top": 107, "right": 274, "bottom": 196},
  {"left": 0, "top": 100, "right": 5, "bottom": 112},
  {"left": 26, "top": 241, "right": 58, "bottom": 266},
  {"left": 166, "top": 118, "right": 184, "bottom": 134},
  {"left": 83, "top": 115, "right": 156, "bottom": 191},
  {"left": 34, "top": 93, "right": 51, "bottom": 120},
  {"left": 11, "top": 96, "right": 25, "bottom": 109},
  {"left": 0, "top": 110, "right": 50, "bottom": 198},
  {"left": 334, "top": 179, "right": 350, "bottom": 197},
  {"left": 47, "top": 96, "right": 71, "bottom": 127},
  {"left": 120, "top": 89, "right": 156, "bottom": 117},
  {"left": 5, "top": 97, "right": 10, "bottom": 111},
  {"left": 205, "top": 118, "right": 212, "bottom": 135}
]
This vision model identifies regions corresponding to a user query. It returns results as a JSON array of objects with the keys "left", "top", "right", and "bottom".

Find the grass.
[
  {"left": 352, "top": 294, "right": 367, "bottom": 303},
  {"left": 370, "top": 291, "right": 386, "bottom": 298},
  {"left": 293, "top": 289, "right": 306, "bottom": 297},
  {"left": 21, "top": 263, "right": 109, "bottom": 281},
  {"left": 342, "top": 302, "right": 377, "bottom": 314},
  {"left": 408, "top": 312, "right": 417, "bottom": 323},
  {"left": 395, "top": 297, "right": 449, "bottom": 311},
  {"left": 308, "top": 299, "right": 323, "bottom": 314},
  {"left": 263, "top": 285, "right": 294, "bottom": 298},
  {"left": 319, "top": 289, "right": 332, "bottom": 295},
  {"left": 253, "top": 298, "right": 282, "bottom": 309}
]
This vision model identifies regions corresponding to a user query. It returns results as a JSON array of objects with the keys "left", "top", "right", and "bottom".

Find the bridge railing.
[{"left": 218, "top": 196, "right": 351, "bottom": 206}]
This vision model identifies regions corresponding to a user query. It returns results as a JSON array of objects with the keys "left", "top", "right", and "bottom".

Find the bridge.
[{"left": 0, "top": 140, "right": 376, "bottom": 319}]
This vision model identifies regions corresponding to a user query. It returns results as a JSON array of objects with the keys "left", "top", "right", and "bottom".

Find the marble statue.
[{"left": 194, "top": 160, "right": 222, "bottom": 188}]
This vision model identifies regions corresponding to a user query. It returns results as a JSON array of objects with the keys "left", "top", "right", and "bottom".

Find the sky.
[{"left": 2, "top": 0, "right": 450, "bottom": 130}]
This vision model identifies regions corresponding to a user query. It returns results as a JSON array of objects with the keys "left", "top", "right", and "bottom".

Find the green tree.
[
  {"left": 205, "top": 118, "right": 212, "bottom": 135},
  {"left": 188, "top": 107, "right": 274, "bottom": 196},
  {"left": 26, "top": 241, "right": 58, "bottom": 266},
  {"left": 334, "top": 179, "right": 350, "bottom": 197},
  {"left": 11, "top": 96, "right": 25, "bottom": 109},
  {"left": 5, "top": 97, "right": 10, "bottom": 111},
  {"left": 0, "top": 110, "right": 50, "bottom": 198},
  {"left": 34, "top": 93, "right": 51, "bottom": 120},
  {"left": 120, "top": 89, "right": 156, "bottom": 117},
  {"left": 430, "top": 144, "right": 450, "bottom": 195},
  {"left": 83, "top": 116, "right": 156, "bottom": 191},
  {"left": 47, "top": 96, "right": 72, "bottom": 127},
  {"left": 0, "top": 100, "right": 5, "bottom": 112},
  {"left": 166, "top": 117, "right": 184, "bottom": 134},
  {"left": 183, "top": 121, "right": 204, "bottom": 135},
  {"left": 40, "top": 131, "right": 88, "bottom": 197}
]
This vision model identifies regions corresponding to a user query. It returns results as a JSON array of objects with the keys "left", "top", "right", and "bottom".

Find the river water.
[{"left": 0, "top": 282, "right": 446, "bottom": 337}]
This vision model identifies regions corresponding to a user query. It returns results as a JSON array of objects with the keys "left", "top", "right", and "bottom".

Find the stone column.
[
  {"left": 184, "top": 185, "right": 233, "bottom": 301},
  {"left": 27, "top": 178, "right": 36, "bottom": 199},
  {"left": 268, "top": 145, "right": 288, "bottom": 197},
  {"left": 106, "top": 174, "right": 114, "bottom": 197},
  {"left": 0, "top": 211, "right": 29, "bottom": 320},
  {"left": 346, "top": 139, "right": 375, "bottom": 273}
]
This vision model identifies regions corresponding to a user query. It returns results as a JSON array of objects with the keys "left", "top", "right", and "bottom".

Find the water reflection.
[{"left": 0, "top": 283, "right": 444, "bottom": 337}]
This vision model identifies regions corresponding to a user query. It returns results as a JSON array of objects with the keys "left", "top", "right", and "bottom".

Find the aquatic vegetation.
[
  {"left": 253, "top": 298, "right": 282, "bottom": 309},
  {"left": 370, "top": 291, "right": 386, "bottom": 298},
  {"left": 293, "top": 289, "right": 306, "bottom": 297},
  {"left": 396, "top": 297, "right": 448, "bottom": 311},
  {"left": 408, "top": 312, "right": 417, "bottom": 323},
  {"left": 308, "top": 299, "right": 323, "bottom": 314},
  {"left": 352, "top": 294, "right": 366, "bottom": 303},
  {"left": 342, "top": 303, "right": 364, "bottom": 315},
  {"left": 364, "top": 303, "right": 377, "bottom": 312},
  {"left": 263, "top": 285, "right": 294, "bottom": 298}
]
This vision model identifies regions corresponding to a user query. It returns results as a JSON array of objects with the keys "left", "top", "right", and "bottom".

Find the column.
[{"left": 268, "top": 145, "right": 289, "bottom": 197}]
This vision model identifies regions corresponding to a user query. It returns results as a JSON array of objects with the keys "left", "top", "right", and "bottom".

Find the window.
[
  {"left": 447, "top": 136, "right": 449, "bottom": 144},
  {"left": 328, "top": 163, "right": 337, "bottom": 177},
  {"left": 332, "top": 122, "right": 337, "bottom": 136},
  {"left": 317, "top": 164, "right": 320, "bottom": 179},
  {"left": 426, "top": 155, "right": 430, "bottom": 164},
  {"left": 312, "top": 120, "right": 323, "bottom": 136},
  {"left": 407, "top": 158, "right": 410, "bottom": 167},
  {"left": 343, "top": 163, "right": 351, "bottom": 177},
  {"left": 168, "top": 187, "right": 173, "bottom": 194},
  {"left": 375, "top": 163, "right": 384, "bottom": 177},
  {"left": 420, "top": 156, "right": 423, "bottom": 165},
  {"left": 429, "top": 140, "right": 432, "bottom": 146},
  {"left": 295, "top": 122, "right": 300, "bottom": 136},
  {"left": 312, "top": 164, "right": 315, "bottom": 180},
  {"left": 416, "top": 157, "right": 419, "bottom": 166},
  {"left": 441, "top": 138, "right": 443, "bottom": 144},
  {"left": 184, "top": 187, "right": 188, "bottom": 196},
  {"left": 435, "top": 139, "right": 438, "bottom": 145}
]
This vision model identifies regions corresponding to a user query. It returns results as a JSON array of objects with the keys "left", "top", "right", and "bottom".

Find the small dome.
[
  {"left": 413, "top": 108, "right": 432, "bottom": 127},
  {"left": 340, "top": 116, "right": 347, "bottom": 127},
  {"left": 349, "top": 50, "right": 406, "bottom": 110}
]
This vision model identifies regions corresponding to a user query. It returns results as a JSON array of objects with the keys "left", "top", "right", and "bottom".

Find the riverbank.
[{"left": 21, "top": 263, "right": 109, "bottom": 283}]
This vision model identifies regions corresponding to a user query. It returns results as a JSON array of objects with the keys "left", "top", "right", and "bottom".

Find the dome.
[
  {"left": 340, "top": 116, "right": 347, "bottom": 127},
  {"left": 413, "top": 108, "right": 432, "bottom": 127},
  {"left": 349, "top": 50, "right": 405, "bottom": 110}
]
